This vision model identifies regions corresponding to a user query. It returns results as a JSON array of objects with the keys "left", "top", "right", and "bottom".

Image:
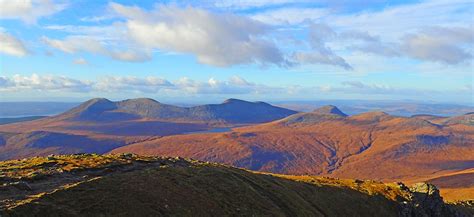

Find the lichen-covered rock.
[{"left": 398, "top": 183, "right": 467, "bottom": 217}]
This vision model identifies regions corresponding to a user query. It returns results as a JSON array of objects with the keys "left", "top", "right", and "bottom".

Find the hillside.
[
  {"left": 0, "top": 98, "right": 296, "bottom": 160},
  {"left": 112, "top": 106, "right": 474, "bottom": 200},
  {"left": 0, "top": 116, "right": 47, "bottom": 125},
  {"left": 50, "top": 98, "right": 297, "bottom": 124},
  {"left": 1, "top": 154, "right": 471, "bottom": 216}
]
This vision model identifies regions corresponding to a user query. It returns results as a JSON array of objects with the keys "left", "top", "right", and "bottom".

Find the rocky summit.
[{"left": 0, "top": 154, "right": 472, "bottom": 217}]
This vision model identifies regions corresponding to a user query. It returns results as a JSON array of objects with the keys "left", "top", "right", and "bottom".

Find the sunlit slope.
[
  {"left": 1, "top": 154, "right": 471, "bottom": 216},
  {"left": 112, "top": 108, "right": 474, "bottom": 200}
]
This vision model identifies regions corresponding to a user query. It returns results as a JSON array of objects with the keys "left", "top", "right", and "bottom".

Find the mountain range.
[
  {"left": 0, "top": 98, "right": 296, "bottom": 160},
  {"left": 0, "top": 98, "right": 473, "bottom": 202},
  {"left": 111, "top": 103, "right": 474, "bottom": 201}
]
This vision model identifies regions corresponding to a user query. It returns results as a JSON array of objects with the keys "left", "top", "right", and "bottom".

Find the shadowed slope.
[
  {"left": 49, "top": 97, "right": 297, "bottom": 124},
  {"left": 1, "top": 154, "right": 470, "bottom": 216},
  {"left": 0, "top": 98, "right": 297, "bottom": 160},
  {"left": 312, "top": 105, "right": 348, "bottom": 117}
]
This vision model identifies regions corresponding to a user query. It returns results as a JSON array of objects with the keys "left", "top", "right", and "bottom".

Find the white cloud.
[
  {"left": 42, "top": 36, "right": 102, "bottom": 54},
  {"left": 293, "top": 22, "right": 471, "bottom": 66},
  {"left": 342, "top": 26, "right": 474, "bottom": 64},
  {"left": 293, "top": 52, "right": 352, "bottom": 70},
  {"left": 0, "top": 0, "right": 67, "bottom": 23},
  {"left": 95, "top": 76, "right": 173, "bottom": 93},
  {"left": 174, "top": 76, "right": 281, "bottom": 94},
  {"left": 248, "top": 0, "right": 472, "bottom": 66},
  {"left": 0, "top": 74, "right": 93, "bottom": 92},
  {"left": 292, "top": 23, "right": 352, "bottom": 70},
  {"left": 79, "top": 15, "right": 115, "bottom": 22},
  {"left": 0, "top": 74, "right": 281, "bottom": 95},
  {"left": 400, "top": 27, "right": 473, "bottom": 64},
  {"left": 0, "top": 74, "right": 469, "bottom": 103},
  {"left": 9, "top": 0, "right": 470, "bottom": 70},
  {"left": 339, "top": 81, "right": 435, "bottom": 95},
  {"left": 73, "top": 57, "right": 88, "bottom": 65},
  {"left": 251, "top": 8, "right": 328, "bottom": 25},
  {"left": 340, "top": 30, "right": 400, "bottom": 57},
  {"left": 212, "top": 0, "right": 311, "bottom": 10},
  {"left": 43, "top": 23, "right": 128, "bottom": 41},
  {"left": 110, "top": 3, "right": 286, "bottom": 67},
  {"left": 0, "top": 31, "right": 29, "bottom": 57},
  {"left": 329, "top": 0, "right": 472, "bottom": 38},
  {"left": 42, "top": 36, "right": 152, "bottom": 62}
]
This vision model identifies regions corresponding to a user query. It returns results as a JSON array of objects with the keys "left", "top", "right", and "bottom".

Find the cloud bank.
[
  {"left": 0, "top": 31, "right": 29, "bottom": 57},
  {"left": 2, "top": 0, "right": 472, "bottom": 73},
  {"left": 1, "top": 74, "right": 464, "bottom": 100},
  {"left": 110, "top": 3, "right": 286, "bottom": 67},
  {"left": 0, "top": 0, "right": 66, "bottom": 24}
]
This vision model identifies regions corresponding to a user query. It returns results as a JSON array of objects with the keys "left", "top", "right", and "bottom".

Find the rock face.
[{"left": 398, "top": 183, "right": 465, "bottom": 217}]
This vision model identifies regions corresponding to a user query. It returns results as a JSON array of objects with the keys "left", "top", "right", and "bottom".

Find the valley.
[{"left": 0, "top": 98, "right": 473, "bottom": 203}]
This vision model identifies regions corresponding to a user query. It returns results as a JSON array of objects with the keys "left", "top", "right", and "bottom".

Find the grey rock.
[{"left": 11, "top": 181, "right": 32, "bottom": 191}]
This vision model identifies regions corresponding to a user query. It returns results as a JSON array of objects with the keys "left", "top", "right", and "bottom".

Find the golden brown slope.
[
  {"left": 0, "top": 154, "right": 471, "bottom": 216},
  {"left": 111, "top": 110, "right": 474, "bottom": 200}
]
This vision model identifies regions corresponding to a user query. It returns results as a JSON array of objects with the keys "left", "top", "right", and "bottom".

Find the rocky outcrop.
[{"left": 398, "top": 183, "right": 467, "bottom": 217}]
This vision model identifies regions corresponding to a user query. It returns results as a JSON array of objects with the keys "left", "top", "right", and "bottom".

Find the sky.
[{"left": 0, "top": 0, "right": 472, "bottom": 104}]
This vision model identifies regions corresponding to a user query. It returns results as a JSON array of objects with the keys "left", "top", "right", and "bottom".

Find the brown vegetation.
[
  {"left": 112, "top": 110, "right": 474, "bottom": 201},
  {"left": 1, "top": 154, "right": 471, "bottom": 216}
]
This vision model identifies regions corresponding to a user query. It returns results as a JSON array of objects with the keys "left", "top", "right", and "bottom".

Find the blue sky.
[{"left": 0, "top": 0, "right": 472, "bottom": 104}]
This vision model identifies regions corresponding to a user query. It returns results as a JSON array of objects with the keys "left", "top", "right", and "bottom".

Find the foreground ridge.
[{"left": 0, "top": 154, "right": 472, "bottom": 216}]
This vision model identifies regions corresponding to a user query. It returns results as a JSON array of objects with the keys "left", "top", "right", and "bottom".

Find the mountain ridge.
[
  {"left": 55, "top": 97, "right": 298, "bottom": 124},
  {"left": 0, "top": 98, "right": 297, "bottom": 160},
  {"left": 111, "top": 108, "right": 474, "bottom": 201},
  {"left": 1, "top": 154, "right": 471, "bottom": 216}
]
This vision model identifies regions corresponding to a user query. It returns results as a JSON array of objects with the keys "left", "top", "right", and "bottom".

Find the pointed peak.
[
  {"left": 312, "top": 105, "right": 347, "bottom": 117},
  {"left": 80, "top": 98, "right": 115, "bottom": 108},
  {"left": 59, "top": 98, "right": 117, "bottom": 121}
]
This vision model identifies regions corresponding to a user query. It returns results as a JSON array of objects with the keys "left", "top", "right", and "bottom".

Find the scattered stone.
[
  {"left": 47, "top": 154, "right": 56, "bottom": 161},
  {"left": 11, "top": 181, "right": 32, "bottom": 191},
  {"left": 121, "top": 153, "right": 135, "bottom": 160}
]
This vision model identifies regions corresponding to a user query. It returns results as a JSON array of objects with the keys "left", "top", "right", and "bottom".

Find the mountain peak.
[
  {"left": 119, "top": 98, "right": 161, "bottom": 105},
  {"left": 312, "top": 105, "right": 347, "bottom": 117},
  {"left": 47, "top": 98, "right": 296, "bottom": 124},
  {"left": 86, "top": 97, "right": 113, "bottom": 104},
  {"left": 222, "top": 98, "right": 248, "bottom": 104},
  {"left": 59, "top": 98, "right": 117, "bottom": 121},
  {"left": 79, "top": 98, "right": 115, "bottom": 109}
]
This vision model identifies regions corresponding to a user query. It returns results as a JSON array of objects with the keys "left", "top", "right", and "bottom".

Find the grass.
[{"left": 0, "top": 154, "right": 471, "bottom": 216}]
